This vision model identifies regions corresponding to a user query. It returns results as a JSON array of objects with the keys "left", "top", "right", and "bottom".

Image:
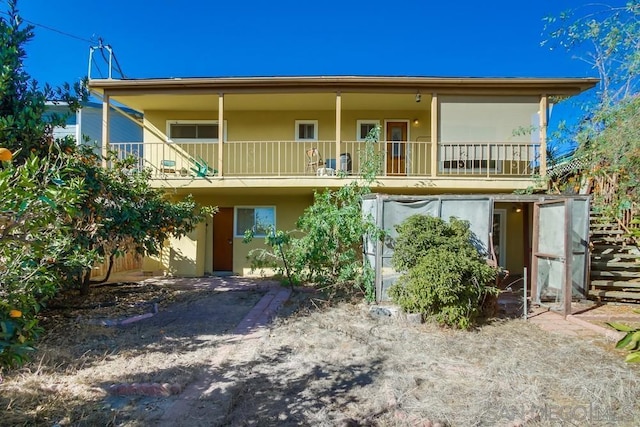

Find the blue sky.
[
  {"left": 7, "top": 0, "right": 620, "bottom": 152},
  {"left": 13, "top": 0, "right": 607, "bottom": 85}
]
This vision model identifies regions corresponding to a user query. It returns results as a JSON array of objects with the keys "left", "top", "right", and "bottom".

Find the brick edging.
[{"left": 566, "top": 314, "right": 625, "bottom": 341}]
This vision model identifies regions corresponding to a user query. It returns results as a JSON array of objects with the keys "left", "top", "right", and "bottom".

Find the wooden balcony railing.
[{"left": 109, "top": 140, "right": 540, "bottom": 179}]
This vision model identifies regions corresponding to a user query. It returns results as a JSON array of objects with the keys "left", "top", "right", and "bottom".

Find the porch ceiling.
[{"left": 108, "top": 92, "right": 433, "bottom": 113}]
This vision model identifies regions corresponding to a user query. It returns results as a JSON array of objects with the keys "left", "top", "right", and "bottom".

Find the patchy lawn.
[{"left": 1, "top": 283, "right": 639, "bottom": 426}]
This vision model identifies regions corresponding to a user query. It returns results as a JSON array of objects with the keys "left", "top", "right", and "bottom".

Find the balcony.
[{"left": 110, "top": 140, "right": 540, "bottom": 180}]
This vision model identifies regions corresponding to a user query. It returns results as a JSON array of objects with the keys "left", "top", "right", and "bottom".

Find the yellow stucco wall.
[
  {"left": 147, "top": 197, "right": 532, "bottom": 278},
  {"left": 144, "top": 109, "right": 431, "bottom": 142},
  {"left": 143, "top": 109, "right": 432, "bottom": 176},
  {"left": 143, "top": 227, "right": 204, "bottom": 277},
  {"left": 144, "top": 193, "right": 312, "bottom": 277}
]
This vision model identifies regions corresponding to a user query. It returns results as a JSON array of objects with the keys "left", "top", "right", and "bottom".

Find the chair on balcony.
[
  {"left": 305, "top": 148, "right": 322, "bottom": 174},
  {"left": 159, "top": 159, "right": 177, "bottom": 175},
  {"left": 190, "top": 156, "right": 217, "bottom": 177}
]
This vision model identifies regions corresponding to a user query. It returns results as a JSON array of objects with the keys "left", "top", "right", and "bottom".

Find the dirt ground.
[{"left": 1, "top": 278, "right": 640, "bottom": 426}]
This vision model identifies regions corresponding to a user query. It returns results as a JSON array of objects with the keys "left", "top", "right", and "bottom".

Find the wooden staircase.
[{"left": 589, "top": 213, "right": 640, "bottom": 302}]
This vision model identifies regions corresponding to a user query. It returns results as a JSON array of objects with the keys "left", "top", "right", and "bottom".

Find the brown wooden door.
[
  {"left": 213, "top": 207, "right": 234, "bottom": 271},
  {"left": 386, "top": 121, "right": 407, "bottom": 175}
]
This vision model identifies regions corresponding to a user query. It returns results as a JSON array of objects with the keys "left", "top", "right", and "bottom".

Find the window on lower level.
[
  {"left": 235, "top": 206, "right": 276, "bottom": 237},
  {"left": 295, "top": 120, "right": 318, "bottom": 141}
]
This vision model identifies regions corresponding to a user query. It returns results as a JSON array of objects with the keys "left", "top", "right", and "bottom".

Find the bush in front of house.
[{"left": 388, "top": 215, "right": 498, "bottom": 329}]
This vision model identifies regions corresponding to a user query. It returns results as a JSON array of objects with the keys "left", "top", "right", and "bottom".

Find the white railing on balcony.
[
  {"left": 438, "top": 142, "right": 539, "bottom": 177},
  {"left": 109, "top": 140, "right": 538, "bottom": 179}
]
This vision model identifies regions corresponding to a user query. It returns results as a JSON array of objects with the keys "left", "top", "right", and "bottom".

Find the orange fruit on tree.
[{"left": 0, "top": 147, "right": 12, "bottom": 161}]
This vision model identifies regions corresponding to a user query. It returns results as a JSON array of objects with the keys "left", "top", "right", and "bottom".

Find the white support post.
[
  {"left": 101, "top": 93, "right": 110, "bottom": 168},
  {"left": 335, "top": 92, "right": 342, "bottom": 172},
  {"left": 539, "top": 95, "right": 548, "bottom": 177},
  {"left": 430, "top": 93, "right": 438, "bottom": 176},
  {"left": 218, "top": 94, "right": 224, "bottom": 176}
]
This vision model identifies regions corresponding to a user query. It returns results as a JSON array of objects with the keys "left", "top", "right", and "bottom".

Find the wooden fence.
[
  {"left": 592, "top": 172, "right": 639, "bottom": 235},
  {"left": 90, "top": 251, "right": 142, "bottom": 279}
]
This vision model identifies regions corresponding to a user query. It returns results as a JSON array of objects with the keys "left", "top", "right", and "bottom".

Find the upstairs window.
[
  {"left": 167, "top": 120, "right": 226, "bottom": 143},
  {"left": 295, "top": 120, "right": 318, "bottom": 141},
  {"left": 356, "top": 120, "right": 380, "bottom": 141}
]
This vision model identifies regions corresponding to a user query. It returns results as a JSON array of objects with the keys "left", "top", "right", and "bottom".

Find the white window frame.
[
  {"left": 234, "top": 206, "right": 276, "bottom": 238},
  {"left": 356, "top": 120, "right": 380, "bottom": 141},
  {"left": 166, "top": 120, "right": 227, "bottom": 143},
  {"left": 294, "top": 120, "right": 318, "bottom": 142}
]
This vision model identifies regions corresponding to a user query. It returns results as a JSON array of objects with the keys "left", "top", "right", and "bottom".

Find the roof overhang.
[{"left": 88, "top": 75, "right": 599, "bottom": 97}]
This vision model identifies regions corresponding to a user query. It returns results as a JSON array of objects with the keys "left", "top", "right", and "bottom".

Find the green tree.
[
  {"left": 245, "top": 126, "right": 384, "bottom": 300},
  {"left": 543, "top": 2, "right": 640, "bottom": 219},
  {"left": 544, "top": 2, "right": 640, "bottom": 358},
  {"left": 63, "top": 146, "right": 212, "bottom": 294},
  {"left": 0, "top": 0, "right": 85, "bottom": 162},
  {"left": 0, "top": 154, "right": 91, "bottom": 367},
  {"left": 0, "top": 0, "right": 210, "bottom": 368}
]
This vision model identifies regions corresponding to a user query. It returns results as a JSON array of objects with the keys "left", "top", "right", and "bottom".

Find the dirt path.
[{"left": 155, "top": 285, "right": 292, "bottom": 426}]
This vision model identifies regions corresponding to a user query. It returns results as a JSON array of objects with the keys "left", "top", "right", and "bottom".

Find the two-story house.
[{"left": 87, "top": 75, "right": 597, "bottom": 302}]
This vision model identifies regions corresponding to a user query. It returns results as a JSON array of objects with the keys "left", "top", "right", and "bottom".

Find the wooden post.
[
  {"left": 563, "top": 198, "right": 574, "bottom": 317},
  {"left": 218, "top": 94, "right": 224, "bottom": 176},
  {"left": 530, "top": 202, "right": 540, "bottom": 304},
  {"left": 101, "top": 93, "right": 110, "bottom": 168},
  {"left": 430, "top": 93, "right": 438, "bottom": 177}
]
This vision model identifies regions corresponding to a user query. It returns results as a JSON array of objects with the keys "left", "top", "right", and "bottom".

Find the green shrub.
[
  {"left": 388, "top": 215, "right": 498, "bottom": 329},
  {"left": 392, "top": 215, "right": 478, "bottom": 271}
]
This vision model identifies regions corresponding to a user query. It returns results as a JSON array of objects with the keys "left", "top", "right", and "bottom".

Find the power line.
[
  {"left": 0, "top": 10, "right": 93, "bottom": 43},
  {"left": 1, "top": 8, "right": 128, "bottom": 79}
]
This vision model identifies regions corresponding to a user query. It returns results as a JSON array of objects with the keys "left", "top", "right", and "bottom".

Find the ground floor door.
[
  {"left": 386, "top": 121, "right": 407, "bottom": 175},
  {"left": 530, "top": 198, "right": 589, "bottom": 316},
  {"left": 213, "top": 207, "right": 234, "bottom": 271}
]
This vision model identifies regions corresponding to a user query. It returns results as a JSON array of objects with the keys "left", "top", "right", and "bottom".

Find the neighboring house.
[
  {"left": 87, "top": 75, "right": 597, "bottom": 303},
  {"left": 47, "top": 101, "right": 142, "bottom": 148}
]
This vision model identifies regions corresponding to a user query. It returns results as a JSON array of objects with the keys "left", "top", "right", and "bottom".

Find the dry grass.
[
  {"left": 220, "top": 301, "right": 640, "bottom": 427},
  {"left": 1, "top": 285, "right": 640, "bottom": 426}
]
